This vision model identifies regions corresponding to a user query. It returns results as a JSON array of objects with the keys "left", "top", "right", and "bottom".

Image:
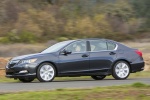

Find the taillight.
[{"left": 135, "top": 50, "right": 142, "bottom": 57}]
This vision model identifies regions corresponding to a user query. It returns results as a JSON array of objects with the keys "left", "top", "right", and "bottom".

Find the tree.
[{"left": 130, "top": 0, "right": 150, "bottom": 29}]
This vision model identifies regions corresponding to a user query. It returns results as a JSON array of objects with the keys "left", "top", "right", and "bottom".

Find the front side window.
[
  {"left": 41, "top": 41, "right": 72, "bottom": 53},
  {"left": 89, "top": 40, "right": 107, "bottom": 51},
  {"left": 66, "top": 41, "right": 86, "bottom": 53}
]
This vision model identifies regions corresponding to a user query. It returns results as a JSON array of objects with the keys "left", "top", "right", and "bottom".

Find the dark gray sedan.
[{"left": 5, "top": 38, "right": 145, "bottom": 82}]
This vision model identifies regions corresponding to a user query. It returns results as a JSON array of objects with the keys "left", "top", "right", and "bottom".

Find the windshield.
[{"left": 41, "top": 40, "right": 73, "bottom": 53}]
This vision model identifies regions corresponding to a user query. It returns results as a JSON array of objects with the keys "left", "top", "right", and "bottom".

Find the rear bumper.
[{"left": 130, "top": 62, "right": 145, "bottom": 73}]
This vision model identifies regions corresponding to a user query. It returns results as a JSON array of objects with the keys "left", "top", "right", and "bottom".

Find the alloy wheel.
[
  {"left": 37, "top": 63, "right": 56, "bottom": 82},
  {"left": 112, "top": 61, "right": 130, "bottom": 80}
]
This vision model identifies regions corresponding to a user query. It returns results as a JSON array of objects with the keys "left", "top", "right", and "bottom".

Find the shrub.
[
  {"left": 7, "top": 32, "right": 20, "bottom": 43},
  {"left": 56, "top": 37, "right": 69, "bottom": 42},
  {"left": 2, "top": 31, "right": 38, "bottom": 43},
  {"left": 19, "top": 31, "right": 38, "bottom": 43},
  {"left": 131, "top": 82, "right": 147, "bottom": 88},
  {"left": 0, "top": 37, "right": 10, "bottom": 43}
]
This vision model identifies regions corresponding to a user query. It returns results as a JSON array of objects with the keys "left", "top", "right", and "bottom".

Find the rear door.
[{"left": 89, "top": 40, "right": 117, "bottom": 73}]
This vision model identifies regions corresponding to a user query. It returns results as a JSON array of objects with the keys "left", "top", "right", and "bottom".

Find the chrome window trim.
[
  {"left": 88, "top": 39, "right": 118, "bottom": 52},
  {"left": 59, "top": 39, "right": 118, "bottom": 54}
]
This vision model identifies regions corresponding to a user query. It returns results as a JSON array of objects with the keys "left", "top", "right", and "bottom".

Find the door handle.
[
  {"left": 82, "top": 54, "right": 89, "bottom": 57},
  {"left": 109, "top": 52, "right": 116, "bottom": 55}
]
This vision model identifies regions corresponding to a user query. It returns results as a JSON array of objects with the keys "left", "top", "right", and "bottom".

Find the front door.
[{"left": 58, "top": 40, "right": 90, "bottom": 75}]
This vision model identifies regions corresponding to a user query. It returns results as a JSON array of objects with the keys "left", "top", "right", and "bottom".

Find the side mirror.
[{"left": 61, "top": 50, "right": 72, "bottom": 55}]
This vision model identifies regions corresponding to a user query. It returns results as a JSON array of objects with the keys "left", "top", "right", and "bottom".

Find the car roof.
[
  {"left": 63, "top": 38, "right": 118, "bottom": 45},
  {"left": 63, "top": 38, "right": 131, "bottom": 49},
  {"left": 75, "top": 38, "right": 116, "bottom": 42}
]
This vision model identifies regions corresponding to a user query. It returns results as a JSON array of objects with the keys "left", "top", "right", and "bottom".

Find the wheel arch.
[
  {"left": 110, "top": 59, "right": 131, "bottom": 72},
  {"left": 36, "top": 61, "right": 58, "bottom": 76}
]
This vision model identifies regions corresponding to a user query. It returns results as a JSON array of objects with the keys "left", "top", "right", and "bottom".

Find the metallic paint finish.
[{"left": 5, "top": 39, "right": 145, "bottom": 79}]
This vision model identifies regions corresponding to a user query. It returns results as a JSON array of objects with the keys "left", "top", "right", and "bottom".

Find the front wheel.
[
  {"left": 112, "top": 61, "right": 130, "bottom": 80},
  {"left": 37, "top": 63, "right": 56, "bottom": 82},
  {"left": 18, "top": 77, "right": 35, "bottom": 83},
  {"left": 91, "top": 75, "right": 106, "bottom": 80}
]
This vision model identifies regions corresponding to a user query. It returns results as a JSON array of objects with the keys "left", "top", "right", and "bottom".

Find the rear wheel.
[
  {"left": 91, "top": 75, "right": 106, "bottom": 80},
  {"left": 112, "top": 61, "right": 130, "bottom": 80},
  {"left": 37, "top": 63, "right": 56, "bottom": 82},
  {"left": 18, "top": 77, "right": 35, "bottom": 83}
]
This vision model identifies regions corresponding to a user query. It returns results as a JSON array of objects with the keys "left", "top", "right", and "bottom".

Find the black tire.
[
  {"left": 18, "top": 77, "right": 35, "bottom": 83},
  {"left": 91, "top": 75, "right": 106, "bottom": 80},
  {"left": 112, "top": 61, "right": 130, "bottom": 80},
  {"left": 37, "top": 63, "right": 56, "bottom": 82}
]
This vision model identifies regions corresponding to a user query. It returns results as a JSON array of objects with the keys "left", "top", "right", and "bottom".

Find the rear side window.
[
  {"left": 107, "top": 42, "right": 116, "bottom": 50},
  {"left": 89, "top": 40, "right": 107, "bottom": 51}
]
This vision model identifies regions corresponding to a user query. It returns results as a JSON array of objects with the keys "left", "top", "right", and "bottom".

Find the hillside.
[{"left": 0, "top": 0, "right": 149, "bottom": 43}]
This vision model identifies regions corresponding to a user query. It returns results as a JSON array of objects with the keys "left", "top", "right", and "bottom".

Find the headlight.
[
  {"left": 9, "top": 60, "right": 20, "bottom": 64},
  {"left": 18, "top": 59, "right": 37, "bottom": 64}
]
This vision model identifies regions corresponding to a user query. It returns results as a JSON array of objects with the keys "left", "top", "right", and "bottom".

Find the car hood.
[{"left": 11, "top": 53, "right": 50, "bottom": 61}]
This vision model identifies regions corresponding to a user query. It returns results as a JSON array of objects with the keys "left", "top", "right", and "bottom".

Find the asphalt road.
[{"left": 0, "top": 78, "right": 149, "bottom": 92}]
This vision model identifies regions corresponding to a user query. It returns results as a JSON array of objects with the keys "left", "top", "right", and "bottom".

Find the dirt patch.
[
  {"left": 0, "top": 70, "right": 5, "bottom": 77},
  {"left": 0, "top": 57, "right": 9, "bottom": 77},
  {"left": 143, "top": 53, "right": 150, "bottom": 71},
  {"left": 0, "top": 57, "right": 10, "bottom": 69}
]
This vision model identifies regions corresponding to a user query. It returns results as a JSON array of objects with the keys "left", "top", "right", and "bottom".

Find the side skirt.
[{"left": 57, "top": 69, "right": 112, "bottom": 77}]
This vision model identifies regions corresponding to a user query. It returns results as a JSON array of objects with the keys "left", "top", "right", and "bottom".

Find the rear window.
[
  {"left": 89, "top": 40, "right": 107, "bottom": 51},
  {"left": 107, "top": 42, "right": 116, "bottom": 50}
]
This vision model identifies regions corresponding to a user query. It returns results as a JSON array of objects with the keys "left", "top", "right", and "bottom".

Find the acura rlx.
[{"left": 5, "top": 39, "right": 145, "bottom": 82}]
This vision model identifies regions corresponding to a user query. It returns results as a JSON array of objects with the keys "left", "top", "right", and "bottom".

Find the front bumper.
[
  {"left": 6, "top": 73, "right": 36, "bottom": 78},
  {"left": 5, "top": 63, "right": 38, "bottom": 78},
  {"left": 130, "top": 62, "right": 145, "bottom": 73}
]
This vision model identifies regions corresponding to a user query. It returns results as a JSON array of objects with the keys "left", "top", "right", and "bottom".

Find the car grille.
[{"left": 6, "top": 72, "right": 15, "bottom": 75}]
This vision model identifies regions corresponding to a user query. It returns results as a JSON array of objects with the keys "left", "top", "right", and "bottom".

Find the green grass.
[
  {"left": 0, "top": 83, "right": 150, "bottom": 100},
  {"left": 0, "top": 71, "right": 150, "bottom": 83},
  {"left": 129, "top": 71, "right": 150, "bottom": 78},
  {"left": 131, "top": 82, "right": 148, "bottom": 88},
  {"left": 0, "top": 77, "right": 17, "bottom": 82}
]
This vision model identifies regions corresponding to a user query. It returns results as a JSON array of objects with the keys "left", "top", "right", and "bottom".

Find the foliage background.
[{"left": 0, "top": 0, "right": 149, "bottom": 43}]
